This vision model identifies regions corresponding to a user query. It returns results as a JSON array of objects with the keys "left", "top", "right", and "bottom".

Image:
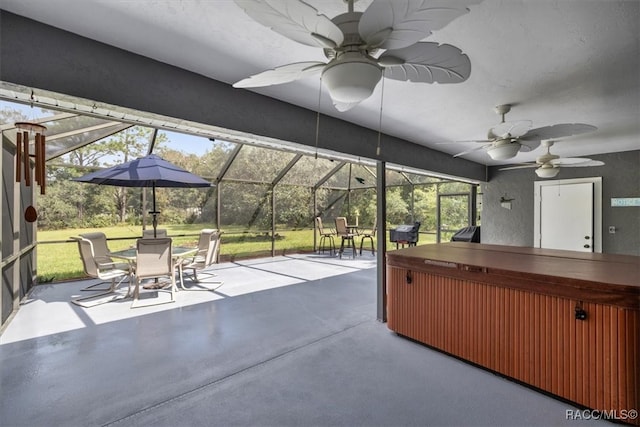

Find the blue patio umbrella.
[{"left": 74, "top": 154, "right": 212, "bottom": 236}]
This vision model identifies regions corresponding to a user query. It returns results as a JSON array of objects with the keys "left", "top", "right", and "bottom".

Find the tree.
[
  {"left": 385, "top": 188, "right": 409, "bottom": 225},
  {"left": 413, "top": 185, "right": 437, "bottom": 232},
  {"left": 48, "top": 125, "right": 156, "bottom": 224},
  {"left": 107, "top": 127, "right": 160, "bottom": 222},
  {"left": 1, "top": 106, "right": 34, "bottom": 124},
  {"left": 275, "top": 185, "right": 313, "bottom": 228}
]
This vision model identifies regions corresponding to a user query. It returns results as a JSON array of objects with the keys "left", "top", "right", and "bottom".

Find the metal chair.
[
  {"left": 71, "top": 236, "right": 132, "bottom": 307},
  {"left": 315, "top": 217, "right": 335, "bottom": 255},
  {"left": 359, "top": 218, "right": 377, "bottom": 255},
  {"left": 335, "top": 217, "right": 357, "bottom": 258},
  {"left": 177, "top": 229, "right": 223, "bottom": 291},
  {"left": 131, "top": 237, "right": 176, "bottom": 308},
  {"left": 77, "top": 232, "right": 130, "bottom": 292}
]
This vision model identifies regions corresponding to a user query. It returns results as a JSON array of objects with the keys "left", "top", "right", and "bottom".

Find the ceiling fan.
[
  {"left": 499, "top": 140, "right": 605, "bottom": 178},
  {"left": 232, "top": 0, "right": 481, "bottom": 111},
  {"left": 444, "top": 104, "right": 598, "bottom": 160}
]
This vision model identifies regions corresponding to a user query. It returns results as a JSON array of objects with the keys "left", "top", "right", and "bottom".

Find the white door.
[{"left": 539, "top": 182, "right": 594, "bottom": 252}]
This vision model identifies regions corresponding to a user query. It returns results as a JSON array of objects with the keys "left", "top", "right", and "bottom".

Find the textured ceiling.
[{"left": 2, "top": 0, "right": 639, "bottom": 166}]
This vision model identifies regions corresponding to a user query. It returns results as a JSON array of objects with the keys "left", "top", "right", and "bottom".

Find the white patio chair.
[
  {"left": 177, "top": 229, "right": 223, "bottom": 291},
  {"left": 77, "top": 231, "right": 130, "bottom": 292},
  {"left": 71, "top": 236, "right": 132, "bottom": 307},
  {"left": 131, "top": 237, "right": 176, "bottom": 308}
]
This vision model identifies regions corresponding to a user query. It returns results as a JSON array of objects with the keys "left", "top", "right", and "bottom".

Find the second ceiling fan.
[{"left": 445, "top": 104, "right": 597, "bottom": 160}]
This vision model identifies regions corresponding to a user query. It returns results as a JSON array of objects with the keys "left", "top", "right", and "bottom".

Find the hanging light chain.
[
  {"left": 314, "top": 76, "right": 323, "bottom": 160},
  {"left": 376, "top": 77, "right": 385, "bottom": 156}
]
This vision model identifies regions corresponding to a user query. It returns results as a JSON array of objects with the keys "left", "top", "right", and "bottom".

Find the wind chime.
[{"left": 15, "top": 121, "right": 47, "bottom": 196}]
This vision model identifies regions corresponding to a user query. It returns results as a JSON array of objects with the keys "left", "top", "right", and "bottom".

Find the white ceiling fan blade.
[
  {"left": 519, "top": 123, "right": 598, "bottom": 142},
  {"left": 551, "top": 158, "right": 605, "bottom": 167},
  {"left": 439, "top": 141, "right": 493, "bottom": 145},
  {"left": 499, "top": 164, "right": 539, "bottom": 171},
  {"left": 517, "top": 141, "right": 540, "bottom": 152},
  {"left": 452, "top": 144, "right": 490, "bottom": 158},
  {"left": 233, "top": 62, "right": 325, "bottom": 88},
  {"left": 234, "top": 0, "right": 343, "bottom": 48},
  {"left": 562, "top": 160, "right": 605, "bottom": 167},
  {"left": 380, "top": 43, "right": 471, "bottom": 84},
  {"left": 359, "top": 0, "right": 482, "bottom": 50},
  {"left": 490, "top": 120, "right": 532, "bottom": 139}
]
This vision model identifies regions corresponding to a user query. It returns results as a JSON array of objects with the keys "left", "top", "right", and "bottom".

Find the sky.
[{"left": 1, "top": 99, "right": 212, "bottom": 157}]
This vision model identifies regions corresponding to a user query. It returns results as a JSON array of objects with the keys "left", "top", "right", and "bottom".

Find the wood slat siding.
[{"left": 387, "top": 266, "right": 640, "bottom": 424}]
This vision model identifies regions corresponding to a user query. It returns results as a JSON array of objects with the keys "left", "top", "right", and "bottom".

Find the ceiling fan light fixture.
[
  {"left": 322, "top": 53, "right": 382, "bottom": 104},
  {"left": 535, "top": 166, "right": 560, "bottom": 178},
  {"left": 487, "top": 142, "right": 521, "bottom": 160}
]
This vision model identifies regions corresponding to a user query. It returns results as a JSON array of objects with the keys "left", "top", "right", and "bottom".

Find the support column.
[
  {"left": 271, "top": 185, "right": 276, "bottom": 257},
  {"left": 376, "top": 160, "right": 387, "bottom": 322},
  {"left": 313, "top": 189, "right": 317, "bottom": 252},
  {"left": 470, "top": 184, "right": 478, "bottom": 226},
  {"left": 216, "top": 181, "right": 221, "bottom": 230}
]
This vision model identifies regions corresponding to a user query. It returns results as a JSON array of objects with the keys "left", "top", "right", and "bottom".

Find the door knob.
[
  {"left": 584, "top": 244, "right": 590, "bottom": 249},
  {"left": 584, "top": 236, "right": 590, "bottom": 240}
]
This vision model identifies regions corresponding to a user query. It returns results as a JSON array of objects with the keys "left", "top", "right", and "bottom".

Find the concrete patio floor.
[{"left": 1, "top": 253, "right": 609, "bottom": 426}]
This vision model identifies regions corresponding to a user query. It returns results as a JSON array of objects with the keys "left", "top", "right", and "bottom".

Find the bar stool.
[
  {"left": 315, "top": 217, "right": 335, "bottom": 255},
  {"left": 335, "top": 217, "right": 357, "bottom": 259}
]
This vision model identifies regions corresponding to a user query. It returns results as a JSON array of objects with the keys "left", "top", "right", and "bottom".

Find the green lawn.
[
  {"left": 37, "top": 225, "right": 437, "bottom": 282},
  {"left": 37, "top": 225, "right": 316, "bottom": 281}
]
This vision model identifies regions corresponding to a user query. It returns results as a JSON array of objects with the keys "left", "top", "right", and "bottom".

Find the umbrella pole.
[
  {"left": 142, "top": 188, "right": 147, "bottom": 230},
  {"left": 151, "top": 183, "right": 159, "bottom": 284},
  {"left": 151, "top": 183, "right": 158, "bottom": 238}
]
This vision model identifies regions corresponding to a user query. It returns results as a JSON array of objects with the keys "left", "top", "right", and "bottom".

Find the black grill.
[{"left": 390, "top": 222, "right": 421, "bottom": 246}]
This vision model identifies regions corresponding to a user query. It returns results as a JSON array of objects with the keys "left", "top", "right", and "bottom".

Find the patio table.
[{"left": 110, "top": 246, "right": 198, "bottom": 261}]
